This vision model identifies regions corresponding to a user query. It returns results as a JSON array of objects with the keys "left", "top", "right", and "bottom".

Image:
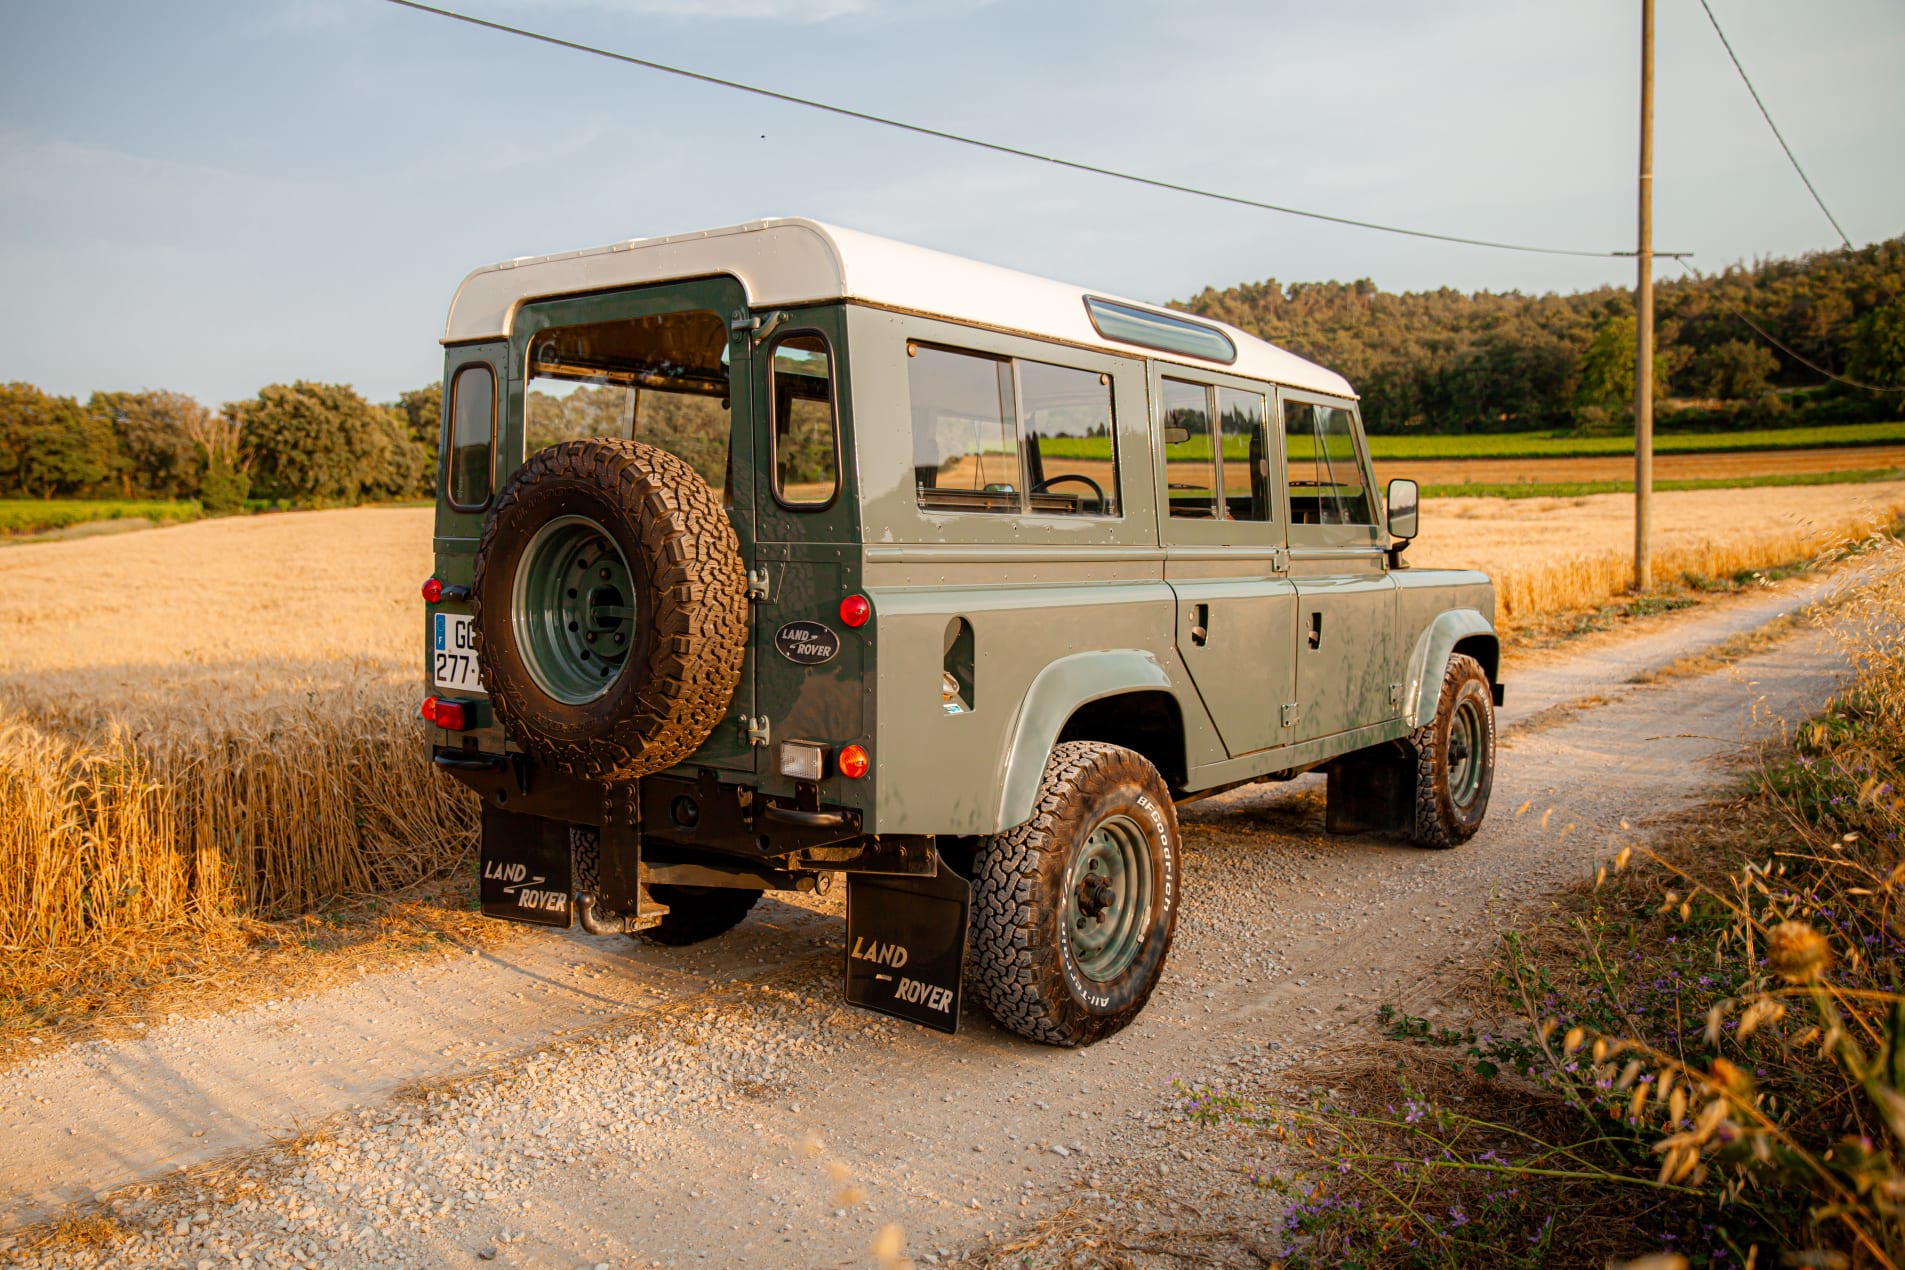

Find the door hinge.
[
  {"left": 1270, "top": 548, "right": 1289, "bottom": 574},
  {"left": 747, "top": 567, "right": 771, "bottom": 602},
  {"left": 1281, "top": 702, "right": 1301, "bottom": 728},
  {"left": 1389, "top": 682, "right": 1403, "bottom": 708},
  {"left": 743, "top": 715, "right": 771, "bottom": 747}
]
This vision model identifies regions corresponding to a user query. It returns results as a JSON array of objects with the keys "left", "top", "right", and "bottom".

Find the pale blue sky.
[{"left": 2, "top": 0, "right": 1899, "bottom": 407}]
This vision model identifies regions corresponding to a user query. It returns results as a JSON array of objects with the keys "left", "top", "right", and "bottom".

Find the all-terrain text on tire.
[{"left": 422, "top": 220, "right": 1504, "bottom": 1047}]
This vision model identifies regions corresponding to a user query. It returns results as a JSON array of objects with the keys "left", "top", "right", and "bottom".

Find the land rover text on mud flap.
[{"left": 424, "top": 219, "right": 1503, "bottom": 1047}]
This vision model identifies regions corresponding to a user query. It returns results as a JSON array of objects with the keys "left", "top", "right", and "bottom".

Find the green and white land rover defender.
[{"left": 424, "top": 218, "right": 1502, "bottom": 1048}]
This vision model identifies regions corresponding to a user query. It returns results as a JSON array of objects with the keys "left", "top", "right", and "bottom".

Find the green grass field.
[
  {"left": 0, "top": 499, "right": 203, "bottom": 538},
  {"left": 1365, "top": 419, "right": 1905, "bottom": 460},
  {"left": 1419, "top": 467, "right": 1905, "bottom": 500},
  {"left": 1040, "top": 420, "right": 1904, "bottom": 463}
]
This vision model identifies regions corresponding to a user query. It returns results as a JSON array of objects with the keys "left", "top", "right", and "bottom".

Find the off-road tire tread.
[
  {"left": 471, "top": 439, "right": 748, "bottom": 780},
  {"left": 635, "top": 885, "right": 762, "bottom": 947},
  {"left": 1407, "top": 653, "right": 1494, "bottom": 849},
  {"left": 967, "top": 741, "right": 1178, "bottom": 1048}
]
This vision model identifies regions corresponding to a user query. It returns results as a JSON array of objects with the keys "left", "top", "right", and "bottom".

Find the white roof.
[{"left": 442, "top": 218, "right": 1355, "bottom": 398}]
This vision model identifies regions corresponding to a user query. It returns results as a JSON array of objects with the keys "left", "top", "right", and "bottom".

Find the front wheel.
[
  {"left": 968, "top": 742, "right": 1181, "bottom": 1047},
  {"left": 1408, "top": 653, "right": 1496, "bottom": 848}
]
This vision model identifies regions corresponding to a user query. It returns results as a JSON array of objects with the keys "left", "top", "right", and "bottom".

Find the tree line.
[
  {"left": 1180, "top": 234, "right": 1905, "bottom": 434},
  {"left": 5, "top": 236, "right": 1900, "bottom": 507},
  {"left": 0, "top": 380, "right": 443, "bottom": 510}
]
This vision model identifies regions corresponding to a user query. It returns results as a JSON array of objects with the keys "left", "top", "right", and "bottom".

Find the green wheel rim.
[
  {"left": 1066, "top": 813, "right": 1153, "bottom": 984},
  {"left": 511, "top": 514, "right": 636, "bottom": 705},
  {"left": 1447, "top": 696, "right": 1487, "bottom": 808}
]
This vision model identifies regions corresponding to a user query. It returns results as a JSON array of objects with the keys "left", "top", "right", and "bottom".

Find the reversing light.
[
  {"left": 839, "top": 593, "right": 871, "bottom": 628},
  {"left": 838, "top": 743, "right": 870, "bottom": 779},
  {"left": 421, "top": 577, "right": 444, "bottom": 604}
]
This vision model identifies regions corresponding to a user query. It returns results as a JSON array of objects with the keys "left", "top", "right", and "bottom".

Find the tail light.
[
  {"left": 421, "top": 577, "right": 444, "bottom": 604},
  {"left": 838, "top": 744, "right": 870, "bottom": 779},
  {"left": 422, "top": 696, "right": 471, "bottom": 731},
  {"left": 839, "top": 593, "right": 871, "bottom": 628}
]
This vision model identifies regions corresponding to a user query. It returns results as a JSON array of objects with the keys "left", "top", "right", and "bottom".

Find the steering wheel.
[{"left": 1030, "top": 472, "right": 1107, "bottom": 504}]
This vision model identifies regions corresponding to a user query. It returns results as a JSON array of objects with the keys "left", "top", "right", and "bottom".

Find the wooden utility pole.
[{"left": 1635, "top": 0, "right": 1656, "bottom": 591}]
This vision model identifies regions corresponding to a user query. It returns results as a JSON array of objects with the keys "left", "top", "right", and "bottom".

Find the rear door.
[
  {"left": 512, "top": 276, "right": 760, "bottom": 775},
  {"left": 1155, "top": 367, "right": 1296, "bottom": 758}
]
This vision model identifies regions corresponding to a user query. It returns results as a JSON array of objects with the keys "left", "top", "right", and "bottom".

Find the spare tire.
[{"left": 470, "top": 438, "right": 748, "bottom": 780}]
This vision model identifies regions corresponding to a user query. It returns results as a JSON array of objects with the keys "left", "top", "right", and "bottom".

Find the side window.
[
  {"left": 446, "top": 363, "right": 495, "bottom": 509},
  {"left": 770, "top": 332, "right": 838, "bottom": 507},
  {"left": 1018, "top": 360, "right": 1119, "bottom": 516},
  {"left": 910, "top": 344, "right": 1019, "bottom": 513},
  {"left": 1285, "top": 400, "right": 1375, "bottom": 525},
  {"left": 1217, "top": 387, "right": 1270, "bottom": 521},
  {"left": 1161, "top": 377, "right": 1216, "bottom": 519}
]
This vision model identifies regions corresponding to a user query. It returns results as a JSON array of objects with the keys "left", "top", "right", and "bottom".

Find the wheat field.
[{"left": 3, "top": 483, "right": 1903, "bottom": 960}]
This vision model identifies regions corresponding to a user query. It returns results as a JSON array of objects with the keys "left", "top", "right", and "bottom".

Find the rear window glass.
[
  {"left": 1084, "top": 296, "right": 1236, "bottom": 364},
  {"left": 524, "top": 309, "right": 732, "bottom": 499},
  {"left": 446, "top": 363, "right": 495, "bottom": 509},
  {"left": 908, "top": 343, "right": 1119, "bottom": 517}
]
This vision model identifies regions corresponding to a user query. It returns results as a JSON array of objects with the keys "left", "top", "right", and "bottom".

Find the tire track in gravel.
[{"left": 0, "top": 563, "right": 1883, "bottom": 1267}]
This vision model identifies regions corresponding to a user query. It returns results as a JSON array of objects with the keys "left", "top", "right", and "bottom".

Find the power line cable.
[
  {"left": 1673, "top": 258, "right": 1904, "bottom": 393},
  {"left": 1695, "top": 0, "right": 1853, "bottom": 249},
  {"left": 382, "top": 0, "right": 1629, "bottom": 260}
]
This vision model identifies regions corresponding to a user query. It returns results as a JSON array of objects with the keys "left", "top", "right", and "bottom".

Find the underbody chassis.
[{"left": 439, "top": 751, "right": 973, "bottom": 1032}]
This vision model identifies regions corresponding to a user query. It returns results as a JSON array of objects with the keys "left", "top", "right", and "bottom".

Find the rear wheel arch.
[
  {"left": 993, "top": 651, "right": 1190, "bottom": 831},
  {"left": 1056, "top": 691, "right": 1187, "bottom": 791}
]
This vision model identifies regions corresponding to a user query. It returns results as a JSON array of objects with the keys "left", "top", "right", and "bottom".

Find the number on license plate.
[{"left": 433, "top": 613, "right": 483, "bottom": 692}]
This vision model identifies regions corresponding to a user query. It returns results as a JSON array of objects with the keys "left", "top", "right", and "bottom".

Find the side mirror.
[{"left": 1386, "top": 478, "right": 1419, "bottom": 542}]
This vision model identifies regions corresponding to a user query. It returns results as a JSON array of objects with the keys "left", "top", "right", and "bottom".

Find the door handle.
[
  {"left": 1308, "top": 611, "right": 1323, "bottom": 650},
  {"left": 1190, "top": 603, "right": 1209, "bottom": 647}
]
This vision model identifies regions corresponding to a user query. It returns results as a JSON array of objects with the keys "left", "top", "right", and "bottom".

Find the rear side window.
[
  {"left": 1217, "top": 387, "right": 1271, "bottom": 522},
  {"left": 446, "top": 363, "right": 495, "bottom": 509},
  {"left": 1285, "top": 401, "right": 1374, "bottom": 525},
  {"left": 769, "top": 332, "right": 838, "bottom": 507},
  {"left": 1161, "top": 378, "right": 1216, "bottom": 519},
  {"left": 909, "top": 343, "right": 1119, "bottom": 517}
]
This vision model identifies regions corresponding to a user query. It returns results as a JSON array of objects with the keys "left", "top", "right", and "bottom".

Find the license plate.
[{"left": 433, "top": 613, "right": 483, "bottom": 693}]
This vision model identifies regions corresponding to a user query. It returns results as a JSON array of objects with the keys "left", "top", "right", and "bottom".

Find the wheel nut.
[{"left": 585, "top": 632, "right": 596, "bottom": 643}]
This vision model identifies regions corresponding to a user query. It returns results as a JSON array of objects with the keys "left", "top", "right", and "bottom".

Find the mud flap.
[
  {"left": 1326, "top": 741, "right": 1416, "bottom": 835},
  {"left": 479, "top": 808, "right": 574, "bottom": 927},
  {"left": 844, "top": 856, "right": 971, "bottom": 1034}
]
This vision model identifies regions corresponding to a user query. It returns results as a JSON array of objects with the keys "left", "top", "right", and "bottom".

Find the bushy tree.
[
  {"left": 91, "top": 388, "right": 209, "bottom": 498},
  {"left": 0, "top": 382, "right": 120, "bottom": 497},
  {"left": 1684, "top": 338, "right": 1779, "bottom": 401},
  {"left": 1847, "top": 301, "right": 1905, "bottom": 389},
  {"left": 228, "top": 381, "right": 400, "bottom": 504},
  {"left": 1571, "top": 316, "right": 1668, "bottom": 433}
]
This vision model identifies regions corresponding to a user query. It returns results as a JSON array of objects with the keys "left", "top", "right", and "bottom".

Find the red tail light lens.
[
  {"left": 838, "top": 743, "right": 870, "bottom": 779},
  {"left": 421, "top": 695, "right": 439, "bottom": 723},
  {"left": 434, "top": 700, "right": 468, "bottom": 731},
  {"left": 421, "top": 577, "right": 444, "bottom": 604},
  {"left": 839, "top": 593, "right": 871, "bottom": 628}
]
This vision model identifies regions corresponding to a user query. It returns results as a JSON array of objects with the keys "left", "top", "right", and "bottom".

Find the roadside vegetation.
[
  {"left": 0, "top": 498, "right": 203, "bottom": 538},
  {"left": 1178, "top": 538, "right": 1905, "bottom": 1267},
  {"left": 1419, "top": 467, "right": 1905, "bottom": 501},
  {"left": 1373, "top": 420, "right": 1905, "bottom": 461}
]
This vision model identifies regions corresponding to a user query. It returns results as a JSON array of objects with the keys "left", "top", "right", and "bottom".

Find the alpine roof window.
[{"left": 1083, "top": 296, "right": 1236, "bottom": 364}]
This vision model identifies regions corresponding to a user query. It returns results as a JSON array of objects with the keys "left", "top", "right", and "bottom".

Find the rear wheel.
[
  {"left": 635, "top": 885, "right": 762, "bottom": 946},
  {"left": 968, "top": 742, "right": 1180, "bottom": 1047},
  {"left": 1408, "top": 653, "right": 1496, "bottom": 848}
]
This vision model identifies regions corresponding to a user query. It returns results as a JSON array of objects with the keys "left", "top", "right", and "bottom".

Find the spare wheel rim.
[{"left": 511, "top": 514, "right": 636, "bottom": 705}]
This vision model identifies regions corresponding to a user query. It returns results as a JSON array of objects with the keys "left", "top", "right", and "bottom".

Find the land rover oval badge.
[{"left": 774, "top": 620, "right": 841, "bottom": 665}]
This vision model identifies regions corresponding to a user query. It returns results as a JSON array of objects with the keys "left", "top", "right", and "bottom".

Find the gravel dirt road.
[{"left": 0, "top": 565, "right": 1880, "bottom": 1268}]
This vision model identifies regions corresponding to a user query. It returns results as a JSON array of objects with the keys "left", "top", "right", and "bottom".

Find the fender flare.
[
  {"left": 1403, "top": 610, "right": 1498, "bottom": 728},
  {"left": 994, "top": 650, "right": 1179, "bottom": 830}
]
